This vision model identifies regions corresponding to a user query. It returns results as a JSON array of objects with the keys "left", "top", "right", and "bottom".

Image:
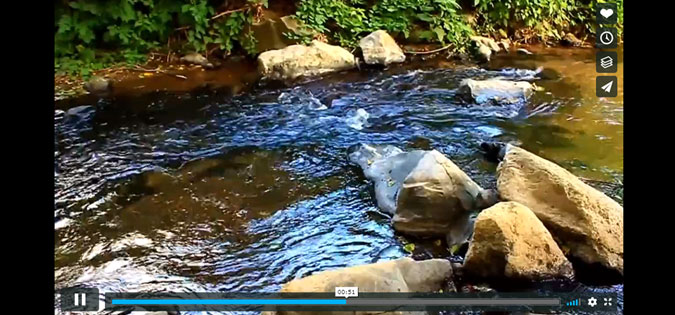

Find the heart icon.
[{"left": 600, "top": 8, "right": 614, "bottom": 18}]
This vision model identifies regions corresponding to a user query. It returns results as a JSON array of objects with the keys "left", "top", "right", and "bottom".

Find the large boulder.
[
  {"left": 464, "top": 202, "right": 574, "bottom": 280},
  {"left": 266, "top": 258, "right": 448, "bottom": 315},
  {"left": 458, "top": 79, "right": 534, "bottom": 105},
  {"left": 496, "top": 145, "right": 623, "bottom": 274},
  {"left": 348, "top": 144, "right": 496, "bottom": 246},
  {"left": 257, "top": 40, "right": 357, "bottom": 81},
  {"left": 359, "top": 30, "right": 406, "bottom": 66},
  {"left": 280, "top": 257, "right": 452, "bottom": 293}
]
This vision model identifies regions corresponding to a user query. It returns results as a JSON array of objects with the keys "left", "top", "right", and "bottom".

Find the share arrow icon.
[
  {"left": 596, "top": 76, "right": 617, "bottom": 97},
  {"left": 601, "top": 81, "right": 613, "bottom": 93}
]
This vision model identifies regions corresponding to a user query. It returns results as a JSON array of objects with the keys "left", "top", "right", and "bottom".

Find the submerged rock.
[
  {"left": 497, "top": 145, "right": 623, "bottom": 275},
  {"left": 258, "top": 40, "right": 357, "bottom": 81},
  {"left": 181, "top": 52, "right": 214, "bottom": 69},
  {"left": 345, "top": 108, "right": 370, "bottom": 130},
  {"left": 359, "top": 30, "right": 406, "bottom": 66},
  {"left": 464, "top": 201, "right": 574, "bottom": 280},
  {"left": 458, "top": 79, "right": 534, "bottom": 105},
  {"left": 84, "top": 76, "right": 111, "bottom": 94},
  {"left": 348, "top": 144, "right": 497, "bottom": 246}
]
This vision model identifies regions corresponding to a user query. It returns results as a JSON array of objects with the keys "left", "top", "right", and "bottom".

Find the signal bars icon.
[{"left": 566, "top": 299, "right": 580, "bottom": 306}]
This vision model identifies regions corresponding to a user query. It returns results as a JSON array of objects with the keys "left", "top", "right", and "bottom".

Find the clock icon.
[
  {"left": 596, "top": 28, "right": 617, "bottom": 48},
  {"left": 600, "top": 31, "right": 614, "bottom": 45}
]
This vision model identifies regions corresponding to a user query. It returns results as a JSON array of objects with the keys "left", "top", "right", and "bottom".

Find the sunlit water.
[{"left": 55, "top": 47, "right": 623, "bottom": 313}]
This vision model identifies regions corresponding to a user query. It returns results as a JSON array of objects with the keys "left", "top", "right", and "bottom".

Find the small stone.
[
  {"left": 181, "top": 52, "right": 214, "bottom": 69},
  {"left": 83, "top": 76, "right": 111, "bottom": 94},
  {"left": 517, "top": 48, "right": 533, "bottom": 55}
]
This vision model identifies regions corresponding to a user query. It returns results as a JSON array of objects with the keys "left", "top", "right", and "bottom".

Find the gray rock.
[
  {"left": 458, "top": 79, "right": 535, "bottom": 105},
  {"left": 359, "top": 30, "right": 406, "bottom": 66},
  {"left": 348, "top": 144, "right": 496, "bottom": 246},
  {"left": 65, "top": 105, "right": 95, "bottom": 122},
  {"left": 181, "top": 52, "right": 214, "bottom": 69},
  {"left": 258, "top": 40, "right": 357, "bottom": 81},
  {"left": 83, "top": 76, "right": 111, "bottom": 94}
]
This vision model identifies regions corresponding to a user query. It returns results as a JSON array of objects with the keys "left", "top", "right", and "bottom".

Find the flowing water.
[{"left": 54, "top": 46, "right": 623, "bottom": 313}]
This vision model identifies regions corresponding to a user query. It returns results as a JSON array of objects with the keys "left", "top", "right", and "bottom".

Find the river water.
[{"left": 54, "top": 46, "right": 623, "bottom": 313}]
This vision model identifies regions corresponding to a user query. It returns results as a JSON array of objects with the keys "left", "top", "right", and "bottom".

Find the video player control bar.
[{"left": 110, "top": 297, "right": 560, "bottom": 306}]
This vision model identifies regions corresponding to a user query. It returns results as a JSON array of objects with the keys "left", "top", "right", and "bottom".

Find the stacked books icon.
[{"left": 600, "top": 56, "right": 613, "bottom": 69}]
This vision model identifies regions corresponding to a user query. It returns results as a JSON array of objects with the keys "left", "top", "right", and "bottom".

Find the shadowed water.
[{"left": 55, "top": 47, "right": 623, "bottom": 313}]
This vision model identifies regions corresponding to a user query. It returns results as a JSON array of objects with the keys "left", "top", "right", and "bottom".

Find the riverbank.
[{"left": 55, "top": 38, "right": 586, "bottom": 107}]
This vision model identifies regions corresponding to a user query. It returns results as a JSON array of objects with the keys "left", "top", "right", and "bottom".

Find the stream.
[{"left": 55, "top": 46, "right": 623, "bottom": 313}]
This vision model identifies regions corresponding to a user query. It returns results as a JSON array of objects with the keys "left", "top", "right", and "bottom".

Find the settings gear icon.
[{"left": 588, "top": 297, "right": 598, "bottom": 307}]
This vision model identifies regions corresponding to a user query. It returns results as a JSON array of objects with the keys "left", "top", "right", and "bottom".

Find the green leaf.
[
  {"left": 403, "top": 243, "right": 415, "bottom": 254},
  {"left": 449, "top": 244, "right": 461, "bottom": 255}
]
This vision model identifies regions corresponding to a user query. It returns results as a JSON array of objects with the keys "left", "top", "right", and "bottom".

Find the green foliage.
[
  {"left": 293, "top": 0, "right": 474, "bottom": 51},
  {"left": 472, "top": 0, "right": 624, "bottom": 42},
  {"left": 55, "top": 0, "right": 267, "bottom": 77}
]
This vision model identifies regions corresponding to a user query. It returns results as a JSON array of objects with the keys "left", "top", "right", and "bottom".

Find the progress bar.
[{"left": 112, "top": 298, "right": 559, "bottom": 306}]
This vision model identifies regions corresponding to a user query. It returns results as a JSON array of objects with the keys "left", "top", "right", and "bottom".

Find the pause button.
[{"left": 60, "top": 287, "right": 99, "bottom": 312}]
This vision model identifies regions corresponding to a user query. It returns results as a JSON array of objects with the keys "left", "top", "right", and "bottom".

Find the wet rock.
[
  {"left": 561, "top": 33, "right": 583, "bottom": 47},
  {"left": 359, "top": 30, "right": 406, "bottom": 66},
  {"left": 345, "top": 108, "right": 370, "bottom": 130},
  {"left": 180, "top": 52, "right": 214, "bottom": 69},
  {"left": 84, "top": 76, "right": 111, "bottom": 94},
  {"left": 348, "top": 144, "right": 497, "bottom": 246},
  {"left": 65, "top": 105, "right": 96, "bottom": 123},
  {"left": 480, "top": 142, "right": 507, "bottom": 162},
  {"left": 464, "top": 202, "right": 574, "bottom": 280},
  {"left": 257, "top": 40, "right": 357, "bottom": 81},
  {"left": 496, "top": 145, "right": 623, "bottom": 275},
  {"left": 517, "top": 48, "right": 533, "bottom": 55},
  {"left": 279, "top": 257, "right": 452, "bottom": 292},
  {"left": 458, "top": 79, "right": 534, "bottom": 105}
]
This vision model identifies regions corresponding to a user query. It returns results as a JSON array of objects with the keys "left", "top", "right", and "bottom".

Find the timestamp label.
[{"left": 335, "top": 287, "right": 358, "bottom": 298}]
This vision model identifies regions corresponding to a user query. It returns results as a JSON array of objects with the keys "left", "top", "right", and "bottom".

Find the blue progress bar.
[{"left": 112, "top": 299, "right": 347, "bottom": 305}]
